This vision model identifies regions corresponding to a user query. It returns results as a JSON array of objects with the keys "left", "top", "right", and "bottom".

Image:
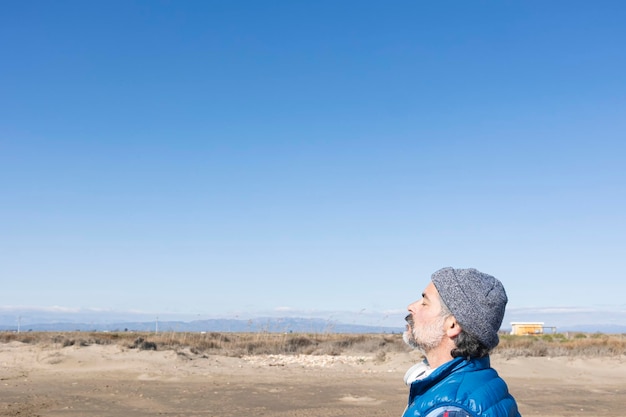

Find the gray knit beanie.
[{"left": 431, "top": 267, "right": 508, "bottom": 350}]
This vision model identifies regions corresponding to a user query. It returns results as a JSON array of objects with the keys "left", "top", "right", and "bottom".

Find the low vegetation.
[
  {"left": 497, "top": 332, "right": 626, "bottom": 358},
  {"left": 1, "top": 331, "right": 624, "bottom": 358}
]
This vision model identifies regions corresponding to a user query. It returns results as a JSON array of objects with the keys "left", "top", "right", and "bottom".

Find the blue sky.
[{"left": 2, "top": 1, "right": 625, "bottom": 328}]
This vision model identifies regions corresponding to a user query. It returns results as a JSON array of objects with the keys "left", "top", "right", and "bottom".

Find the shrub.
[{"left": 2, "top": 331, "right": 624, "bottom": 358}]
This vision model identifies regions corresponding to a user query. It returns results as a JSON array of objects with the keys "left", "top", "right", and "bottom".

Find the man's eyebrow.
[{"left": 422, "top": 292, "right": 429, "bottom": 300}]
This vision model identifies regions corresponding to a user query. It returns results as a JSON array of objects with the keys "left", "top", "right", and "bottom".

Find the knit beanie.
[{"left": 431, "top": 267, "right": 508, "bottom": 350}]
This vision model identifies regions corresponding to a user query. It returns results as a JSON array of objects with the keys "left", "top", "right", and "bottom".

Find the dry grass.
[
  {"left": 0, "top": 331, "right": 406, "bottom": 358},
  {"left": 497, "top": 332, "right": 626, "bottom": 358},
  {"left": 1, "top": 331, "right": 624, "bottom": 358}
]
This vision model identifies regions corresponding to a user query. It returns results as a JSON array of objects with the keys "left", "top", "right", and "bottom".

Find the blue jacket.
[{"left": 403, "top": 356, "right": 521, "bottom": 417}]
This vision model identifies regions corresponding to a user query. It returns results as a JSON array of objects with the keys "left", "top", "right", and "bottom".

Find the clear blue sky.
[{"left": 2, "top": 1, "right": 625, "bottom": 326}]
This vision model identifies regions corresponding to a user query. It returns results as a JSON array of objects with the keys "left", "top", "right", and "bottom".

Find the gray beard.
[
  {"left": 403, "top": 329, "right": 422, "bottom": 351},
  {"left": 403, "top": 314, "right": 446, "bottom": 353}
]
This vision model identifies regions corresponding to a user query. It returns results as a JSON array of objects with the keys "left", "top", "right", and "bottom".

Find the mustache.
[{"left": 405, "top": 314, "right": 414, "bottom": 327}]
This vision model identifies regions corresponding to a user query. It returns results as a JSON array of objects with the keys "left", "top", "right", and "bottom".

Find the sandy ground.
[{"left": 1, "top": 341, "right": 624, "bottom": 416}]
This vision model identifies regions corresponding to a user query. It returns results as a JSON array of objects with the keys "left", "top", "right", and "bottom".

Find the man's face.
[{"left": 403, "top": 282, "right": 448, "bottom": 353}]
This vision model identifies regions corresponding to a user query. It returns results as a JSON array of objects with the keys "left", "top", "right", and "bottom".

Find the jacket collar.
[{"left": 408, "top": 356, "right": 491, "bottom": 400}]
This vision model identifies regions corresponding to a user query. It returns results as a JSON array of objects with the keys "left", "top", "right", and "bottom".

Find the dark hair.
[{"left": 450, "top": 329, "right": 491, "bottom": 359}]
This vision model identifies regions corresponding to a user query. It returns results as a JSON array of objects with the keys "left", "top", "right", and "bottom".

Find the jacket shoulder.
[{"left": 424, "top": 405, "right": 473, "bottom": 417}]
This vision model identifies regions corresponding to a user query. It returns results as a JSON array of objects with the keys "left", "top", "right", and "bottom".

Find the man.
[{"left": 402, "top": 267, "right": 521, "bottom": 417}]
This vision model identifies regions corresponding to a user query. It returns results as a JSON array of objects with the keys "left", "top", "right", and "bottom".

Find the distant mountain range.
[
  {"left": 0, "top": 316, "right": 403, "bottom": 334},
  {"left": 550, "top": 323, "right": 626, "bottom": 334},
  {"left": 1, "top": 315, "right": 624, "bottom": 334}
]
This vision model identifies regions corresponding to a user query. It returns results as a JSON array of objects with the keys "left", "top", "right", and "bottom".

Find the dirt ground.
[{"left": 1, "top": 342, "right": 624, "bottom": 417}]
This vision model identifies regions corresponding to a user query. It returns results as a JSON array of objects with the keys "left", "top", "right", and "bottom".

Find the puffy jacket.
[{"left": 403, "top": 356, "right": 521, "bottom": 417}]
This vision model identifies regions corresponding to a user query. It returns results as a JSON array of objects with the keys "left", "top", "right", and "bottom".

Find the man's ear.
[{"left": 445, "top": 316, "right": 462, "bottom": 338}]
